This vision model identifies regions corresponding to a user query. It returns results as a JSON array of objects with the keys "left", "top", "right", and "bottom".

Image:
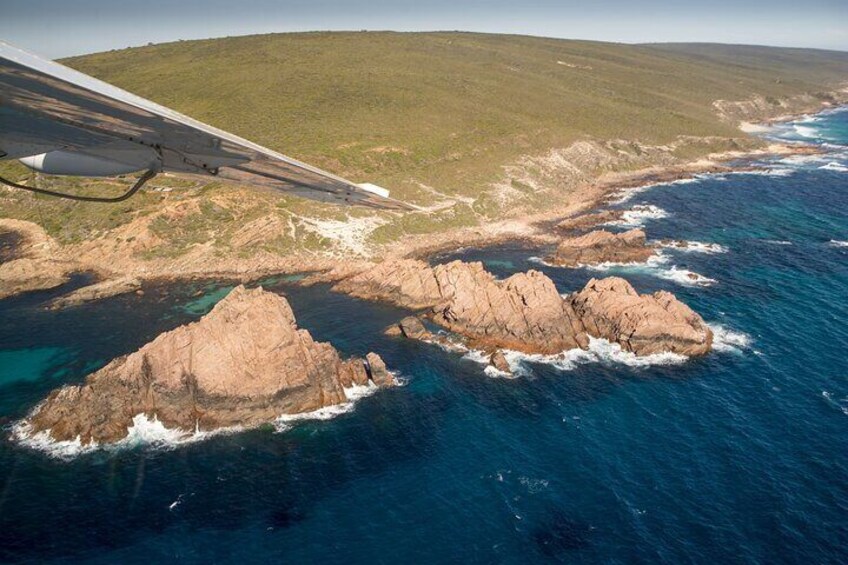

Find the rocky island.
[
  {"left": 325, "top": 259, "right": 713, "bottom": 368},
  {"left": 19, "top": 285, "right": 394, "bottom": 445}
]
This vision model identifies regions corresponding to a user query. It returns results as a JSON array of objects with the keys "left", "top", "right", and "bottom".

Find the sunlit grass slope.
[{"left": 62, "top": 32, "right": 848, "bottom": 199}]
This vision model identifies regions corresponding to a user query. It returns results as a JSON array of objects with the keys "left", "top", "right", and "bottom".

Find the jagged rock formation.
[
  {"left": 549, "top": 228, "right": 655, "bottom": 267},
  {"left": 570, "top": 277, "right": 713, "bottom": 356},
  {"left": 335, "top": 259, "right": 712, "bottom": 358},
  {"left": 24, "top": 285, "right": 393, "bottom": 444}
]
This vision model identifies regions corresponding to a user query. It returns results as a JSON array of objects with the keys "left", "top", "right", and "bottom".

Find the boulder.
[
  {"left": 366, "top": 352, "right": 394, "bottom": 387},
  {"left": 489, "top": 350, "right": 512, "bottom": 374},
  {"left": 398, "top": 316, "right": 431, "bottom": 340}
]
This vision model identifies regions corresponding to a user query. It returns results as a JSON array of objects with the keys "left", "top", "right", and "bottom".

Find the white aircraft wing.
[{"left": 0, "top": 41, "right": 411, "bottom": 210}]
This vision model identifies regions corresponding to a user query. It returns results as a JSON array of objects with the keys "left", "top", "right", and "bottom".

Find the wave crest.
[{"left": 464, "top": 337, "right": 688, "bottom": 377}]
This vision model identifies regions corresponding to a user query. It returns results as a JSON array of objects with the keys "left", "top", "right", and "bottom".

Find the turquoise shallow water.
[{"left": 0, "top": 109, "right": 847, "bottom": 563}]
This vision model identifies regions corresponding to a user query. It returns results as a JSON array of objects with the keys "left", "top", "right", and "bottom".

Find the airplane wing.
[{"left": 0, "top": 41, "right": 412, "bottom": 210}]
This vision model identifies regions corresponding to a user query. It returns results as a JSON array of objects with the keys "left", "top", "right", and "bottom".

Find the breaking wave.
[
  {"left": 821, "top": 391, "right": 848, "bottom": 416},
  {"left": 586, "top": 252, "right": 717, "bottom": 287},
  {"left": 819, "top": 162, "right": 848, "bottom": 172},
  {"left": 828, "top": 240, "right": 848, "bottom": 248},
  {"left": 274, "top": 382, "right": 384, "bottom": 431},
  {"left": 792, "top": 125, "right": 819, "bottom": 139},
  {"left": 13, "top": 382, "right": 390, "bottom": 459},
  {"left": 12, "top": 413, "right": 244, "bottom": 460},
  {"left": 604, "top": 205, "right": 669, "bottom": 228},
  {"left": 657, "top": 240, "right": 728, "bottom": 254},
  {"left": 707, "top": 324, "right": 755, "bottom": 354},
  {"left": 609, "top": 177, "right": 702, "bottom": 204},
  {"left": 464, "top": 337, "right": 688, "bottom": 378},
  {"left": 655, "top": 266, "right": 717, "bottom": 287}
]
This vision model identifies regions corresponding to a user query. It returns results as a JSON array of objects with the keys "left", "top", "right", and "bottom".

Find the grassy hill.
[
  {"left": 2, "top": 32, "right": 847, "bottom": 255},
  {"left": 60, "top": 33, "right": 848, "bottom": 196}
]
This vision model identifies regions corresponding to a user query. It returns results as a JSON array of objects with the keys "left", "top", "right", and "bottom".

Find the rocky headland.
[
  {"left": 549, "top": 228, "right": 656, "bottom": 267},
  {"left": 19, "top": 285, "right": 394, "bottom": 445},
  {"left": 0, "top": 219, "right": 79, "bottom": 300},
  {"left": 328, "top": 259, "right": 712, "bottom": 367}
]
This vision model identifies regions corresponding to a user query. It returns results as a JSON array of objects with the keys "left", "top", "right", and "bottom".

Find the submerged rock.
[
  {"left": 331, "top": 259, "right": 712, "bottom": 360},
  {"left": 550, "top": 228, "right": 655, "bottom": 267},
  {"left": 23, "top": 285, "right": 393, "bottom": 445}
]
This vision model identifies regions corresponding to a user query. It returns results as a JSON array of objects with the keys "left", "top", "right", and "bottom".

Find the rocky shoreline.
[
  {"left": 0, "top": 140, "right": 828, "bottom": 306},
  {"left": 3, "top": 103, "right": 839, "bottom": 452}
]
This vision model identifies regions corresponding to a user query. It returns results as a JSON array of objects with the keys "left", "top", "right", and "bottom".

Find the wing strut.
[{"left": 0, "top": 168, "right": 158, "bottom": 203}]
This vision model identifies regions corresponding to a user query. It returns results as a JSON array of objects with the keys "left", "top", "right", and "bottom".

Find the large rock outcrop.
[
  {"left": 550, "top": 228, "right": 655, "bottom": 267},
  {"left": 24, "top": 285, "right": 393, "bottom": 444},
  {"left": 570, "top": 277, "right": 713, "bottom": 356},
  {"left": 334, "top": 259, "right": 712, "bottom": 358}
]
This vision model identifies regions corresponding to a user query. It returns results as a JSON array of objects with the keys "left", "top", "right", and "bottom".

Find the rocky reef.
[
  {"left": 338, "top": 259, "right": 712, "bottom": 363},
  {"left": 549, "top": 228, "right": 656, "bottom": 267},
  {"left": 21, "top": 285, "right": 393, "bottom": 445}
]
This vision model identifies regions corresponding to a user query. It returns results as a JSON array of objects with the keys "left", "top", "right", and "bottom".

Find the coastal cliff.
[
  {"left": 0, "top": 219, "right": 78, "bottom": 300},
  {"left": 334, "top": 259, "right": 712, "bottom": 358},
  {"left": 21, "top": 285, "right": 394, "bottom": 445}
]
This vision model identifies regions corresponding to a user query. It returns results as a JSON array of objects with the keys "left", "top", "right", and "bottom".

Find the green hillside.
[
  {"left": 62, "top": 32, "right": 848, "bottom": 200},
  {"left": 1, "top": 33, "right": 846, "bottom": 255}
]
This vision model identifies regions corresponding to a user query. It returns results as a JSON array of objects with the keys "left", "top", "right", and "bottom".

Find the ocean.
[{"left": 0, "top": 108, "right": 846, "bottom": 563}]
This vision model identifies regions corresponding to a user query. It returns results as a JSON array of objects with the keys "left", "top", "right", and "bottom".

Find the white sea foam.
[
  {"left": 658, "top": 240, "right": 728, "bottom": 254},
  {"left": 528, "top": 255, "right": 553, "bottom": 267},
  {"left": 12, "top": 413, "right": 243, "bottom": 460},
  {"left": 793, "top": 124, "right": 819, "bottom": 139},
  {"left": 821, "top": 391, "right": 848, "bottom": 416},
  {"left": 707, "top": 324, "right": 754, "bottom": 354},
  {"left": 585, "top": 252, "right": 717, "bottom": 287},
  {"left": 609, "top": 177, "right": 701, "bottom": 204},
  {"left": 764, "top": 239, "right": 793, "bottom": 245},
  {"left": 820, "top": 162, "right": 848, "bottom": 172},
  {"left": 604, "top": 204, "right": 669, "bottom": 228},
  {"left": 12, "top": 421, "right": 99, "bottom": 460},
  {"left": 274, "top": 382, "right": 383, "bottom": 432},
  {"left": 464, "top": 337, "right": 688, "bottom": 377},
  {"left": 656, "top": 266, "right": 717, "bottom": 287},
  {"left": 14, "top": 381, "right": 388, "bottom": 458},
  {"left": 828, "top": 240, "right": 848, "bottom": 247}
]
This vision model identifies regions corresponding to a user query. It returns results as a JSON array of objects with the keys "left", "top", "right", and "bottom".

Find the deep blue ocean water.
[{"left": 0, "top": 109, "right": 846, "bottom": 564}]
